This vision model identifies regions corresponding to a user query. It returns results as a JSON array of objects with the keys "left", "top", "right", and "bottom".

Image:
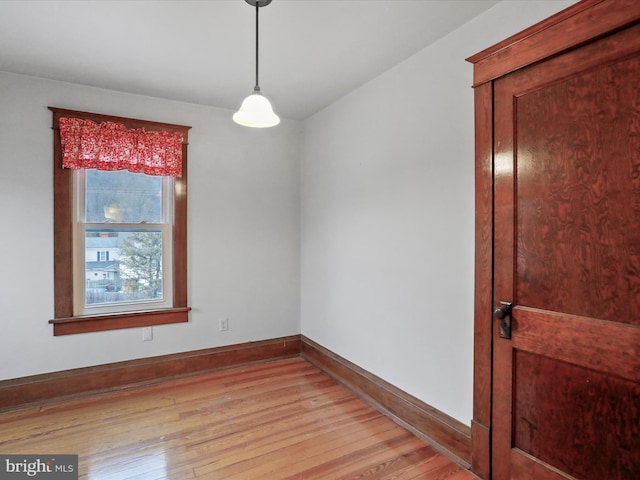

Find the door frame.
[{"left": 466, "top": 1, "right": 640, "bottom": 478}]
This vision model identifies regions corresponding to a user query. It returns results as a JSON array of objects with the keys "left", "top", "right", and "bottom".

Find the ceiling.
[{"left": 0, "top": 0, "right": 500, "bottom": 121}]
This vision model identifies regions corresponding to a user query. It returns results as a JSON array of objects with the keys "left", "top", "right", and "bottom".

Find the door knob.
[{"left": 493, "top": 301, "right": 513, "bottom": 339}]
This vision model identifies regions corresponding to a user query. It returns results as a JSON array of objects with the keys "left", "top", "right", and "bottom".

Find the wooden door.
[{"left": 491, "top": 21, "right": 640, "bottom": 480}]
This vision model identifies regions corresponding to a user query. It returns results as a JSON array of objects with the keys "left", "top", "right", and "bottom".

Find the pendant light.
[{"left": 233, "top": 0, "right": 280, "bottom": 128}]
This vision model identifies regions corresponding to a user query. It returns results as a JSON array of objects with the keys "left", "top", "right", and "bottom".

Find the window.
[
  {"left": 75, "top": 169, "right": 173, "bottom": 315},
  {"left": 49, "top": 108, "right": 191, "bottom": 335}
]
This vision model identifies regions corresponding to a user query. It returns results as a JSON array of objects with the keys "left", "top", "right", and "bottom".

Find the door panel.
[
  {"left": 510, "top": 450, "right": 576, "bottom": 480},
  {"left": 514, "top": 349, "right": 640, "bottom": 479},
  {"left": 515, "top": 55, "right": 640, "bottom": 325},
  {"left": 492, "top": 23, "right": 640, "bottom": 480}
]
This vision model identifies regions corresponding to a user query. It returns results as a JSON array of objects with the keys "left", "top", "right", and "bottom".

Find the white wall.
[
  {"left": 300, "top": 0, "right": 577, "bottom": 424},
  {"left": 0, "top": 71, "right": 301, "bottom": 380}
]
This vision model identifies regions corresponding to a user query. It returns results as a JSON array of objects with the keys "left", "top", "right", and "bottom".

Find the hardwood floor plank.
[
  {"left": 377, "top": 453, "right": 457, "bottom": 480},
  {"left": 0, "top": 358, "right": 476, "bottom": 479},
  {"left": 280, "top": 434, "right": 428, "bottom": 480}
]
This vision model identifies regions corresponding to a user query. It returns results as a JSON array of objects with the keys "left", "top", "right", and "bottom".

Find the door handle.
[{"left": 493, "top": 301, "right": 513, "bottom": 339}]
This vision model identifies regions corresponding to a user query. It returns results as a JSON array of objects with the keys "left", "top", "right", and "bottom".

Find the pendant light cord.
[{"left": 255, "top": 1, "right": 260, "bottom": 91}]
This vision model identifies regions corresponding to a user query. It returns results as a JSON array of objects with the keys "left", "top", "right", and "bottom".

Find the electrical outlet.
[
  {"left": 142, "top": 326, "right": 153, "bottom": 341},
  {"left": 219, "top": 318, "right": 229, "bottom": 331}
]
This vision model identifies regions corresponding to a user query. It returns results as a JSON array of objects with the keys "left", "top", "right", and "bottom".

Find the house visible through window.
[{"left": 49, "top": 108, "right": 191, "bottom": 336}]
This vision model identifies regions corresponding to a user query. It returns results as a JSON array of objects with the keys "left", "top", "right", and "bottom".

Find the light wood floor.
[{"left": 0, "top": 358, "right": 476, "bottom": 479}]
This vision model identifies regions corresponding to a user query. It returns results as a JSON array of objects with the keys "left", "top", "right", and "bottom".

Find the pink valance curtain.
[{"left": 59, "top": 117, "right": 183, "bottom": 177}]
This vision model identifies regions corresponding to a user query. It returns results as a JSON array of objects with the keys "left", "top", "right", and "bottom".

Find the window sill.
[{"left": 49, "top": 307, "right": 190, "bottom": 336}]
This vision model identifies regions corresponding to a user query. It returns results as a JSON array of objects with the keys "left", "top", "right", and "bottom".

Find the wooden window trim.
[{"left": 49, "top": 107, "right": 191, "bottom": 336}]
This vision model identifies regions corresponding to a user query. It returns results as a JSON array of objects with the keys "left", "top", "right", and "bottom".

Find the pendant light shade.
[
  {"left": 234, "top": 0, "right": 280, "bottom": 128},
  {"left": 233, "top": 88, "right": 280, "bottom": 128}
]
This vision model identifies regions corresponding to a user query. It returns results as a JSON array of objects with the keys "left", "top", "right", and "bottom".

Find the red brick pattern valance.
[{"left": 59, "top": 117, "right": 183, "bottom": 177}]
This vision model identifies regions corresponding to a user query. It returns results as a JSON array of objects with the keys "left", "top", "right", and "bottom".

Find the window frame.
[{"left": 49, "top": 107, "right": 191, "bottom": 336}]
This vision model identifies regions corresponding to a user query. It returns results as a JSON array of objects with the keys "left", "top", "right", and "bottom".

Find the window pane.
[
  {"left": 85, "top": 229, "right": 163, "bottom": 306},
  {"left": 85, "top": 169, "right": 163, "bottom": 223}
]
